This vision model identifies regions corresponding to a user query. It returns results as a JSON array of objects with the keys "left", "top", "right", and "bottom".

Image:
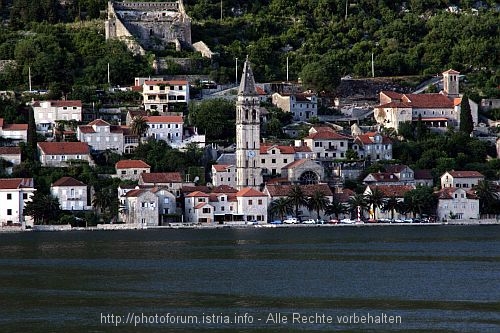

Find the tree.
[
  {"left": 404, "top": 185, "right": 437, "bottom": 218},
  {"left": 348, "top": 193, "right": 367, "bottom": 220},
  {"left": 188, "top": 99, "right": 236, "bottom": 142},
  {"left": 130, "top": 115, "right": 149, "bottom": 141},
  {"left": 286, "top": 185, "right": 308, "bottom": 220},
  {"left": 459, "top": 94, "right": 473, "bottom": 135},
  {"left": 307, "top": 190, "right": 330, "bottom": 220},
  {"left": 383, "top": 197, "right": 401, "bottom": 221},
  {"left": 268, "top": 197, "right": 293, "bottom": 221},
  {"left": 365, "top": 187, "right": 385, "bottom": 220},
  {"left": 92, "top": 189, "right": 112, "bottom": 217},
  {"left": 325, "top": 200, "right": 347, "bottom": 220},
  {"left": 474, "top": 180, "right": 500, "bottom": 216},
  {"left": 299, "top": 56, "right": 341, "bottom": 94},
  {"left": 24, "top": 192, "right": 62, "bottom": 224}
]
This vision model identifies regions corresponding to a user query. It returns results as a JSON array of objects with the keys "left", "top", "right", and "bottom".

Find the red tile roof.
[
  {"left": 266, "top": 183, "right": 332, "bottom": 197},
  {"left": 37, "top": 142, "right": 90, "bottom": 155},
  {"left": 255, "top": 86, "right": 267, "bottom": 95},
  {"left": 140, "top": 172, "right": 183, "bottom": 184},
  {"left": 124, "top": 189, "right": 146, "bottom": 197},
  {"left": 293, "top": 146, "right": 312, "bottom": 153},
  {"left": 367, "top": 185, "right": 414, "bottom": 198},
  {"left": 260, "top": 145, "right": 296, "bottom": 155},
  {"left": 144, "top": 80, "right": 188, "bottom": 85},
  {"left": 380, "top": 91, "right": 404, "bottom": 99},
  {"left": 0, "top": 178, "right": 34, "bottom": 189},
  {"left": 355, "top": 132, "right": 392, "bottom": 145},
  {"left": 306, "top": 131, "right": 350, "bottom": 140},
  {"left": 0, "top": 147, "right": 21, "bottom": 155},
  {"left": 414, "top": 169, "right": 433, "bottom": 180},
  {"left": 443, "top": 69, "right": 460, "bottom": 74},
  {"left": 402, "top": 94, "right": 454, "bottom": 108},
  {"left": 3, "top": 124, "right": 28, "bottom": 131},
  {"left": 436, "top": 187, "right": 476, "bottom": 199},
  {"left": 32, "top": 100, "right": 82, "bottom": 107},
  {"left": 365, "top": 172, "right": 399, "bottom": 182},
  {"left": 186, "top": 191, "right": 209, "bottom": 198},
  {"left": 115, "top": 160, "right": 151, "bottom": 169},
  {"left": 447, "top": 171, "right": 484, "bottom": 178},
  {"left": 384, "top": 164, "right": 409, "bottom": 174},
  {"left": 181, "top": 185, "right": 210, "bottom": 194},
  {"left": 377, "top": 101, "right": 412, "bottom": 108},
  {"left": 194, "top": 202, "right": 210, "bottom": 209},
  {"left": 145, "top": 116, "right": 183, "bottom": 123},
  {"left": 211, "top": 185, "right": 238, "bottom": 193},
  {"left": 88, "top": 119, "right": 110, "bottom": 126},
  {"left": 282, "top": 159, "right": 308, "bottom": 169},
  {"left": 52, "top": 176, "right": 86, "bottom": 187},
  {"left": 78, "top": 126, "right": 95, "bottom": 133},
  {"left": 334, "top": 188, "right": 355, "bottom": 203},
  {"left": 212, "top": 164, "right": 231, "bottom": 172},
  {"left": 236, "top": 187, "right": 266, "bottom": 197}
]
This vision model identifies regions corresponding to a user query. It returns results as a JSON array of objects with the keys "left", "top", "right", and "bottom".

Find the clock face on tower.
[{"left": 247, "top": 150, "right": 256, "bottom": 158}]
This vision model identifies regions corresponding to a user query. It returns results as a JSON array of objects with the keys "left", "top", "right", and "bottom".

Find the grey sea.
[{"left": 0, "top": 225, "right": 499, "bottom": 332}]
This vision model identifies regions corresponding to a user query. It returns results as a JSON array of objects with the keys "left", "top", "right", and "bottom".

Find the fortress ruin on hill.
[{"left": 105, "top": 0, "right": 192, "bottom": 56}]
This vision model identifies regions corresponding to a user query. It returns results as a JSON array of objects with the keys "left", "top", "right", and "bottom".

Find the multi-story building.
[
  {"left": 142, "top": 80, "right": 189, "bottom": 113},
  {"left": 0, "top": 118, "right": 28, "bottom": 144},
  {"left": 436, "top": 187, "right": 479, "bottom": 221},
  {"left": 77, "top": 119, "right": 126, "bottom": 153},
  {"left": 259, "top": 145, "right": 296, "bottom": 176},
  {"left": 352, "top": 132, "right": 393, "bottom": 161},
  {"left": 32, "top": 100, "right": 82, "bottom": 135},
  {"left": 50, "top": 177, "right": 91, "bottom": 211},
  {"left": 37, "top": 142, "right": 93, "bottom": 167},
  {"left": 114, "top": 160, "right": 151, "bottom": 180},
  {"left": 440, "top": 171, "right": 484, "bottom": 189},
  {"left": 118, "top": 189, "right": 159, "bottom": 226},
  {"left": 145, "top": 115, "right": 183, "bottom": 144},
  {"left": 0, "top": 178, "right": 35, "bottom": 226},
  {"left": 139, "top": 172, "right": 188, "bottom": 198},
  {"left": 363, "top": 184, "right": 415, "bottom": 220},
  {"left": 211, "top": 164, "right": 237, "bottom": 188},
  {"left": 296, "top": 126, "right": 350, "bottom": 161},
  {"left": 272, "top": 92, "right": 318, "bottom": 121}
]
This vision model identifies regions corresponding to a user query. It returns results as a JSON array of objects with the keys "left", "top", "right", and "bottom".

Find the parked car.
[
  {"left": 303, "top": 219, "right": 316, "bottom": 224},
  {"left": 283, "top": 217, "right": 298, "bottom": 224},
  {"left": 340, "top": 218, "right": 356, "bottom": 224},
  {"left": 328, "top": 219, "right": 339, "bottom": 224},
  {"left": 270, "top": 220, "right": 282, "bottom": 224}
]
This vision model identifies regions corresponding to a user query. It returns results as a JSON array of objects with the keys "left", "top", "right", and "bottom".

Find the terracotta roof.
[
  {"left": 0, "top": 178, "right": 34, "bottom": 189},
  {"left": 88, "top": 119, "right": 110, "bottom": 126},
  {"left": 32, "top": 100, "right": 82, "bottom": 107},
  {"left": 447, "top": 171, "right": 484, "bottom": 178},
  {"left": 236, "top": 187, "right": 266, "bottom": 197},
  {"left": 266, "top": 183, "right": 333, "bottom": 197},
  {"left": 381, "top": 91, "right": 404, "bottom": 99},
  {"left": 194, "top": 202, "right": 210, "bottom": 209},
  {"left": 211, "top": 185, "right": 238, "bottom": 193},
  {"left": 414, "top": 169, "right": 433, "bottom": 179},
  {"left": 368, "top": 185, "right": 414, "bottom": 198},
  {"left": 260, "top": 145, "right": 296, "bottom": 155},
  {"left": 186, "top": 190, "right": 209, "bottom": 198},
  {"left": 140, "top": 172, "right": 183, "bottom": 184},
  {"left": 52, "top": 176, "right": 86, "bottom": 187},
  {"left": 376, "top": 101, "right": 412, "bottom": 108},
  {"left": 0, "top": 147, "right": 21, "bottom": 155},
  {"left": 37, "top": 142, "right": 90, "bottom": 155},
  {"left": 3, "top": 124, "right": 28, "bottom": 131},
  {"left": 116, "top": 159, "right": 150, "bottom": 169},
  {"left": 418, "top": 117, "right": 449, "bottom": 122},
  {"left": 334, "top": 188, "right": 355, "bottom": 203},
  {"left": 293, "top": 146, "right": 312, "bottom": 153},
  {"left": 365, "top": 172, "right": 399, "bottom": 182},
  {"left": 436, "top": 187, "right": 476, "bottom": 199},
  {"left": 128, "top": 110, "right": 147, "bottom": 118},
  {"left": 255, "top": 86, "right": 267, "bottom": 95},
  {"left": 78, "top": 126, "right": 95, "bottom": 133},
  {"left": 453, "top": 97, "right": 462, "bottom": 106},
  {"left": 124, "top": 189, "right": 146, "bottom": 197},
  {"left": 212, "top": 164, "right": 231, "bottom": 172},
  {"left": 355, "top": 132, "right": 392, "bottom": 145},
  {"left": 306, "top": 131, "right": 350, "bottom": 140},
  {"left": 145, "top": 116, "right": 183, "bottom": 123},
  {"left": 402, "top": 93, "right": 454, "bottom": 108},
  {"left": 181, "top": 185, "right": 210, "bottom": 194},
  {"left": 265, "top": 177, "right": 290, "bottom": 185},
  {"left": 443, "top": 69, "right": 460, "bottom": 74},
  {"left": 282, "top": 159, "right": 308, "bottom": 170}
]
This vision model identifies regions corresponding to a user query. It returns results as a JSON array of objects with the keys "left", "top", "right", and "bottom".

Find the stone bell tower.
[{"left": 236, "top": 56, "right": 262, "bottom": 190}]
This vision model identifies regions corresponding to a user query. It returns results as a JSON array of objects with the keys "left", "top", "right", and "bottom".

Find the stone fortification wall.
[{"left": 105, "top": 0, "right": 191, "bottom": 54}]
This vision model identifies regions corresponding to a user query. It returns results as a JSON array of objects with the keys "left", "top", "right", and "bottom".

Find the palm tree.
[
  {"left": 92, "top": 189, "right": 112, "bottom": 216},
  {"left": 307, "top": 190, "right": 330, "bottom": 220},
  {"left": 325, "top": 200, "right": 347, "bottom": 220},
  {"left": 269, "top": 197, "right": 293, "bottom": 221},
  {"left": 24, "top": 192, "right": 61, "bottom": 224},
  {"left": 130, "top": 115, "right": 149, "bottom": 141},
  {"left": 383, "top": 196, "right": 400, "bottom": 221},
  {"left": 348, "top": 193, "right": 367, "bottom": 220},
  {"left": 287, "top": 185, "right": 308, "bottom": 220},
  {"left": 474, "top": 180, "right": 500, "bottom": 216},
  {"left": 364, "top": 187, "right": 385, "bottom": 220}
]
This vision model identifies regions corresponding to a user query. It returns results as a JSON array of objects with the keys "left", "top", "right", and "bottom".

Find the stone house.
[
  {"left": 259, "top": 145, "right": 296, "bottom": 177},
  {"left": 211, "top": 164, "right": 236, "bottom": 188},
  {"left": 114, "top": 160, "right": 151, "bottom": 181},
  {"left": 0, "top": 178, "right": 35, "bottom": 227},
  {"left": 436, "top": 187, "right": 479, "bottom": 220},
  {"left": 352, "top": 132, "right": 393, "bottom": 161},
  {"left": 50, "top": 177, "right": 91, "bottom": 211},
  {"left": 0, "top": 118, "right": 28, "bottom": 145},
  {"left": 37, "top": 142, "right": 93, "bottom": 167},
  {"left": 32, "top": 100, "right": 82, "bottom": 136},
  {"left": 295, "top": 126, "right": 350, "bottom": 161},
  {"left": 145, "top": 115, "right": 184, "bottom": 144},
  {"left": 440, "top": 171, "right": 484, "bottom": 189},
  {"left": 119, "top": 189, "right": 159, "bottom": 226},
  {"left": 77, "top": 119, "right": 127, "bottom": 153},
  {"left": 363, "top": 184, "right": 415, "bottom": 220},
  {"left": 272, "top": 92, "right": 318, "bottom": 121},
  {"left": 0, "top": 147, "right": 22, "bottom": 175}
]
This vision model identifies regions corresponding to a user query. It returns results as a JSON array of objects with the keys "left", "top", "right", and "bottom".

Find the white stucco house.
[
  {"left": 50, "top": 176, "right": 91, "bottom": 211},
  {"left": 37, "top": 142, "right": 93, "bottom": 167},
  {"left": 32, "top": 100, "right": 82, "bottom": 135},
  {"left": 114, "top": 159, "right": 151, "bottom": 181},
  {"left": 436, "top": 187, "right": 479, "bottom": 221},
  {"left": 0, "top": 178, "right": 35, "bottom": 227},
  {"left": 440, "top": 171, "right": 484, "bottom": 189}
]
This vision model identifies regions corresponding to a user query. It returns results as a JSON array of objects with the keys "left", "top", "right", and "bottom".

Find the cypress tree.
[{"left": 459, "top": 94, "right": 473, "bottom": 135}]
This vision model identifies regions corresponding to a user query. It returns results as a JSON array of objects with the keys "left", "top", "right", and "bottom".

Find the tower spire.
[{"left": 238, "top": 56, "right": 257, "bottom": 96}]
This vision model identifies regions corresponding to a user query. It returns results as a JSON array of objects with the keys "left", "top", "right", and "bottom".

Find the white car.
[
  {"left": 340, "top": 218, "right": 356, "bottom": 224},
  {"left": 283, "top": 217, "right": 298, "bottom": 224},
  {"left": 302, "top": 219, "right": 316, "bottom": 224}
]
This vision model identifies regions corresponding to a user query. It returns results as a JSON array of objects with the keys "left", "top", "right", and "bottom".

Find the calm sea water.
[{"left": 0, "top": 225, "right": 499, "bottom": 332}]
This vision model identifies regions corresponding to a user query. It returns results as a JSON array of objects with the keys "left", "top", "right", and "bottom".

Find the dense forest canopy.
[{"left": 0, "top": 0, "right": 498, "bottom": 97}]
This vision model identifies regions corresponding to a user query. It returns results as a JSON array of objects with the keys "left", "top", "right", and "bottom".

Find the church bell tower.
[{"left": 236, "top": 56, "right": 262, "bottom": 190}]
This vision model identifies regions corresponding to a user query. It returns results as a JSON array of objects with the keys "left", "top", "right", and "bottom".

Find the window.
[
  {"left": 271, "top": 159, "right": 276, "bottom": 164},
  {"left": 221, "top": 197, "right": 225, "bottom": 202},
  {"left": 121, "top": 170, "right": 126, "bottom": 175},
  {"left": 164, "top": 198, "right": 169, "bottom": 204},
  {"left": 261, "top": 159, "right": 265, "bottom": 164},
  {"left": 7, "top": 209, "right": 12, "bottom": 215},
  {"left": 221, "top": 206, "right": 225, "bottom": 211},
  {"left": 248, "top": 200, "right": 253, "bottom": 205},
  {"left": 258, "top": 199, "right": 262, "bottom": 205},
  {"left": 315, "top": 142, "right": 322, "bottom": 147},
  {"left": 202, "top": 207, "right": 210, "bottom": 214},
  {"left": 7, "top": 194, "right": 12, "bottom": 200},
  {"left": 23, "top": 193, "right": 28, "bottom": 200},
  {"left": 134, "top": 170, "right": 138, "bottom": 175},
  {"left": 283, "top": 159, "right": 288, "bottom": 163}
]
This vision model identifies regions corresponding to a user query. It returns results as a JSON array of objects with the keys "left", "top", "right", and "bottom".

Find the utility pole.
[
  {"left": 286, "top": 56, "right": 289, "bottom": 82},
  {"left": 28, "top": 66, "right": 32, "bottom": 92},
  {"left": 107, "top": 63, "right": 110, "bottom": 86},
  {"left": 220, "top": 0, "right": 223, "bottom": 22},
  {"left": 371, "top": 52, "right": 374, "bottom": 77},
  {"left": 345, "top": 0, "right": 348, "bottom": 20}
]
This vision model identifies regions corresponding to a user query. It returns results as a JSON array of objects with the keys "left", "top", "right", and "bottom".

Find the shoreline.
[{"left": 1, "top": 219, "right": 499, "bottom": 233}]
